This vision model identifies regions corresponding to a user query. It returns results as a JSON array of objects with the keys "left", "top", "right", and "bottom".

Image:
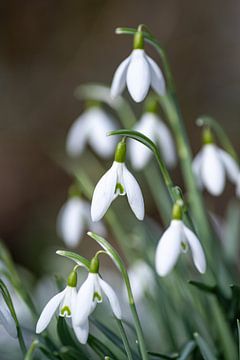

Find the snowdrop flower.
[
  {"left": 66, "top": 104, "right": 117, "bottom": 158},
  {"left": 73, "top": 255, "right": 121, "bottom": 327},
  {"left": 193, "top": 128, "right": 239, "bottom": 196},
  {"left": 155, "top": 203, "right": 206, "bottom": 276},
  {"left": 124, "top": 261, "right": 155, "bottom": 302},
  {"left": 129, "top": 99, "right": 176, "bottom": 169},
  {"left": 91, "top": 139, "right": 145, "bottom": 221},
  {"left": 36, "top": 270, "right": 89, "bottom": 344},
  {"left": 111, "top": 31, "right": 165, "bottom": 102},
  {"left": 0, "top": 294, "right": 17, "bottom": 338},
  {"left": 57, "top": 190, "right": 106, "bottom": 247}
]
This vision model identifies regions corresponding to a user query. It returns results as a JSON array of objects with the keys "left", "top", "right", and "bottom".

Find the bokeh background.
[{"left": 1, "top": 0, "right": 240, "bottom": 272}]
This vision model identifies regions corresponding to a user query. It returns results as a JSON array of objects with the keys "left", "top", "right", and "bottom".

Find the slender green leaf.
[
  {"left": 237, "top": 319, "right": 240, "bottom": 360},
  {"left": 194, "top": 333, "right": 217, "bottom": 360},
  {"left": 88, "top": 334, "right": 118, "bottom": 359},
  {"left": 178, "top": 340, "right": 196, "bottom": 360},
  {"left": 148, "top": 351, "right": 178, "bottom": 359},
  {"left": 56, "top": 250, "right": 90, "bottom": 270}
]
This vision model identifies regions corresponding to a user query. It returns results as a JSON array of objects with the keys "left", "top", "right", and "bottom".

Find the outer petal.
[
  {"left": 201, "top": 144, "right": 225, "bottom": 195},
  {"left": 98, "top": 277, "right": 121, "bottom": 319},
  {"left": 73, "top": 274, "right": 95, "bottom": 326},
  {"left": 36, "top": 289, "right": 66, "bottom": 333},
  {"left": 57, "top": 198, "right": 84, "bottom": 248},
  {"left": 91, "top": 163, "right": 118, "bottom": 222},
  {"left": 192, "top": 150, "right": 204, "bottom": 189},
  {"left": 122, "top": 165, "right": 144, "bottom": 220},
  {"left": 146, "top": 55, "right": 166, "bottom": 96},
  {"left": 129, "top": 113, "right": 155, "bottom": 170},
  {"left": 155, "top": 118, "right": 176, "bottom": 168},
  {"left": 88, "top": 108, "right": 117, "bottom": 158},
  {"left": 126, "top": 50, "right": 151, "bottom": 102},
  {"left": 73, "top": 320, "right": 89, "bottom": 344},
  {"left": 66, "top": 112, "right": 92, "bottom": 156},
  {"left": 111, "top": 56, "right": 131, "bottom": 98},
  {"left": 183, "top": 225, "right": 206, "bottom": 273},
  {"left": 155, "top": 220, "right": 182, "bottom": 276},
  {"left": 218, "top": 149, "right": 239, "bottom": 183}
]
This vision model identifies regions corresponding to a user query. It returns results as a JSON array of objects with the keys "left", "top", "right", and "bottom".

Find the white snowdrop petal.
[
  {"left": 122, "top": 165, "right": 145, "bottom": 220},
  {"left": 36, "top": 289, "right": 66, "bottom": 333},
  {"left": 126, "top": 50, "right": 151, "bottom": 102},
  {"left": 57, "top": 198, "right": 84, "bottom": 248},
  {"left": 155, "top": 220, "right": 182, "bottom": 276},
  {"left": 155, "top": 118, "right": 176, "bottom": 167},
  {"left": 98, "top": 277, "right": 121, "bottom": 319},
  {"left": 111, "top": 56, "right": 131, "bottom": 98},
  {"left": 129, "top": 113, "right": 155, "bottom": 170},
  {"left": 73, "top": 274, "right": 95, "bottom": 326},
  {"left": 73, "top": 320, "right": 89, "bottom": 344},
  {"left": 91, "top": 163, "right": 118, "bottom": 222},
  {"left": 192, "top": 150, "right": 204, "bottom": 189},
  {"left": 218, "top": 149, "right": 239, "bottom": 183},
  {"left": 88, "top": 109, "right": 117, "bottom": 158},
  {"left": 183, "top": 225, "right": 206, "bottom": 273},
  {"left": 60, "top": 286, "right": 78, "bottom": 317},
  {"left": 201, "top": 144, "right": 225, "bottom": 195},
  {"left": 146, "top": 55, "right": 166, "bottom": 96},
  {"left": 66, "top": 113, "right": 91, "bottom": 156}
]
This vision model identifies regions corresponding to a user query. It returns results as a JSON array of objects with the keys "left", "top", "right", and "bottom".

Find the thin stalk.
[
  {"left": 88, "top": 232, "right": 149, "bottom": 360},
  {"left": 115, "top": 318, "right": 134, "bottom": 360}
]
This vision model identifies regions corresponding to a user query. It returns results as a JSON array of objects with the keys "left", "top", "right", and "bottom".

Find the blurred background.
[{"left": 1, "top": 0, "right": 240, "bottom": 272}]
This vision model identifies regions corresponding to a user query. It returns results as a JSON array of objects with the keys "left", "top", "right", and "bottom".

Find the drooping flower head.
[
  {"left": 129, "top": 97, "right": 176, "bottom": 170},
  {"left": 193, "top": 127, "right": 239, "bottom": 196},
  {"left": 73, "top": 255, "right": 121, "bottom": 328},
  {"left": 91, "top": 138, "right": 145, "bottom": 222},
  {"left": 57, "top": 184, "right": 106, "bottom": 248},
  {"left": 155, "top": 202, "right": 206, "bottom": 276},
  {"left": 111, "top": 29, "right": 166, "bottom": 102},
  {"left": 36, "top": 269, "right": 89, "bottom": 344},
  {"left": 66, "top": 101, "right": 117, "bottom": 158}
]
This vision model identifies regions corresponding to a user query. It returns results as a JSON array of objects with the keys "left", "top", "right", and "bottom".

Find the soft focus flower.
[
  {"left": 125, "top": 260, "right": 155, "bottom": 302},
  {"left": 57, "top": 196, "right": 106, "bottom": 248},
  {"left": 193, "top": 128, "right": 239, "bottom": 196},
  {"left": 91, "top": 140, "right": 144, "bottom": 221},
  {"left": 0, "top": 294, "right": 17, "bottom": 338},
  {"left": 155, "top": 203, "right": 206, "bottom": 276},
  {"left": 36, "top": 270, "right": 88, "bottom": 344},
  {"left": 111, "top": 31, "right": 165, "bottom": 102},
  {"left": 73, "top": 257, "right": 121, "bottom": 327},
  {"left": 129, "top": 112, "right": 176, "bottom": 170},
  {"left": 66, "top": 105, "right": 117, "bottom": 158}
]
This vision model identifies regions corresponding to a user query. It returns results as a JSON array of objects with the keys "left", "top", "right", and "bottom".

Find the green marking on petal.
[
  {"left": 181, "top": 241, "right": 188, "bottom": 253},
  {"left": 115, "top": 182, "right": 125, "bottom": 195},
  {"left": 93, "top": 292, "right": 102, "bottom": 302},
  {"left": 60, "top": 306, "right": 71, "bottom": 316}
]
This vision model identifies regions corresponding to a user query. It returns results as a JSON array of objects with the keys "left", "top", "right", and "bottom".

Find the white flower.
[
  {"left": 193, "top": 144, "right": 239, "bottom": 196},
  {"left": 129, "top": 112, "right": 176, "bottom": 170},
  {"left": 0, "top": 294, "right": 17, "bottom": 338},
  {"left": 36, "top": 281, "right": 89, "bottom": 344},
  {"left": 57, "top": 197, "right": 106, "bottom": 248},
  {"left": 91, "top": 161, "right": 144, "bottom": 222},
  {"left": 155, "top": 219, "right": 206, "bottom": 277},
  {"left": 66, "top": 107, "right": 117, "bottom": 158},
  {"left": 73, "top": 273, "right": 121, "bottom": 327},
  {"left": 125, "top": 261, "right": 155, "bottom": 302},
  {"left": 111, "top": 49, "right": 165, "bottom": 102}
]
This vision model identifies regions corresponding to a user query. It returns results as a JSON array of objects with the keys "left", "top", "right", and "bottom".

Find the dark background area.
[{"left": 0, "top": 0, "right": 239, "bottom": 271}]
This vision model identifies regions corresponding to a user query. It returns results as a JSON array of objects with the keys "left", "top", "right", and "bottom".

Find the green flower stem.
[
  {"left": 75, "top": 83, "right": 172, "bottom": 225},
  {"left": 196, "top": 115, "right": 239, "bottom": 162},
  {"left": 88, "top": 232, "right": 149, "bottom": 360},
  {"left": 115, "top": 318, "right": 134, "bottom": 360}
]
